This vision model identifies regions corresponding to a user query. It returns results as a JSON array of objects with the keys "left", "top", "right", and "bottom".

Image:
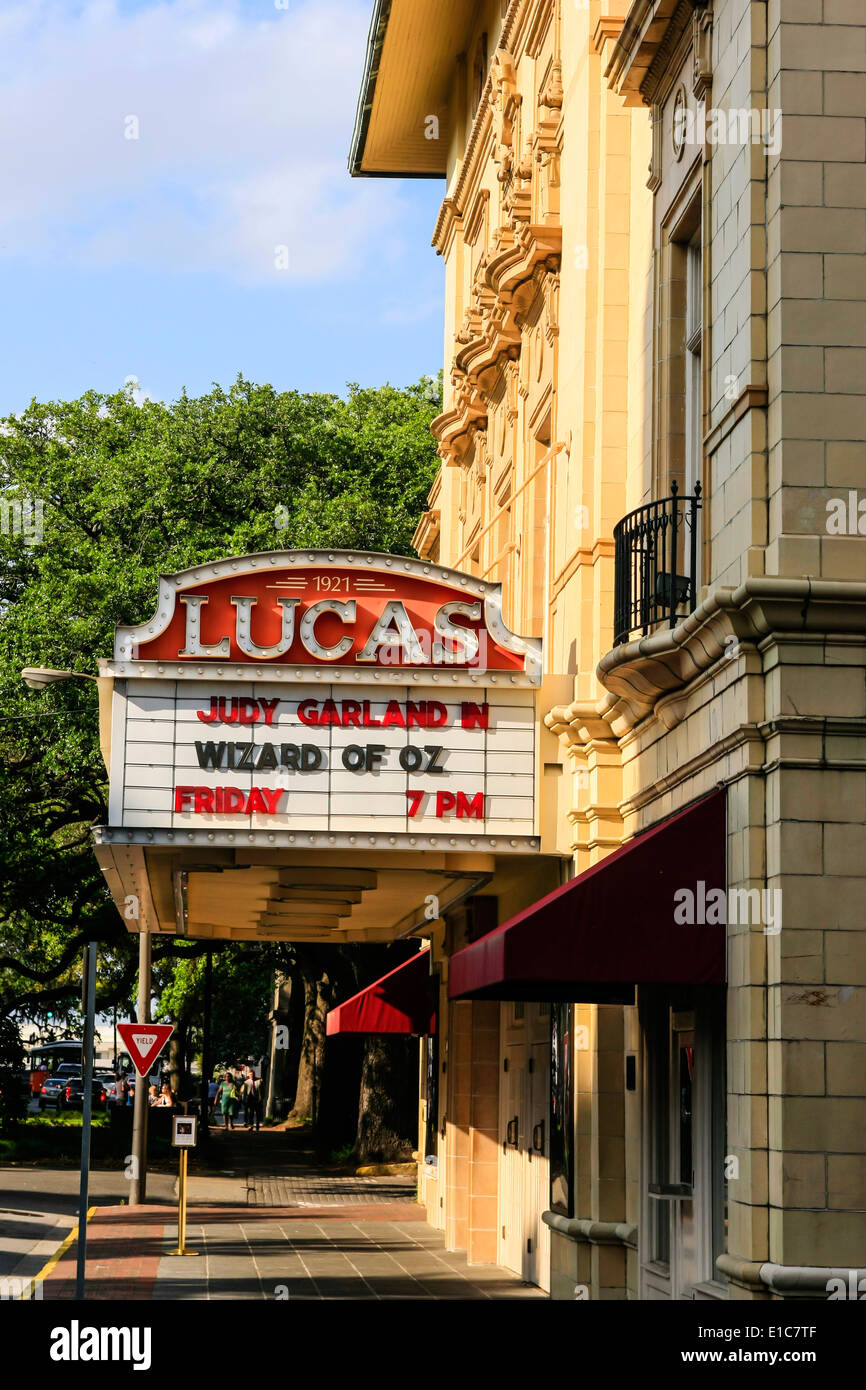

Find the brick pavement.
[
  {"left": 39, "top": 1201, "right": 545, "bottom": 1300},
  {"left": 26, "top": 1129, "right": 546, "bottom": 1301}
]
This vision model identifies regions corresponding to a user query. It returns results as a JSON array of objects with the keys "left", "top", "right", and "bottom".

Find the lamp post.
[
  {"left": 21, "top": 667, "right": 114, "bottom": 771},
  {"left": 21, "top": 667, "right": 99, "bottom": 688}
]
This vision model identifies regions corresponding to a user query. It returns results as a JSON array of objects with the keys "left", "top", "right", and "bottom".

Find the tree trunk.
[
  {"left": 355, "top": 1035, "right": 416, "bottom": 1163},
  {"left": 289, "top": 970, "right": 329, "bottom": 1124}
]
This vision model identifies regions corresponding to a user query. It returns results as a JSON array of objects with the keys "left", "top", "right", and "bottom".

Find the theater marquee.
[{"left": 98, "top": 550, "right": 543, "bottom": 853}]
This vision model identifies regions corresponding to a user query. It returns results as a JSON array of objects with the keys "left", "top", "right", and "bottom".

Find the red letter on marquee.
[
  {"left": 456, "top": 792, "right": 484, "bottom": 819},
  {"left": 297, "top": 700, "right": 319, "bottom": 725},
  {"left": 435, "top": 791, "right": 457, "bottom": 817},
  {"left": 174, "top": 786, "right": 194, "bottom": 812},
  {"left": 460, "top": 702, "right": 489, "bottom": 730},
  {"left": 406, "top": 790, "right": 424, "bottom": 817}
]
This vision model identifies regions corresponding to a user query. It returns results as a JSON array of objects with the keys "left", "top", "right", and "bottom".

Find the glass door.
[
  {"left": 671, "top": 1014, "right": 698, "bottom": 1297},
  {"left": 641, "top": 991, "right": 727, "bottom": 1300}
]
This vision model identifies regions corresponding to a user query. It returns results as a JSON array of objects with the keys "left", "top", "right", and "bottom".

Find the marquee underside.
[{"left": 93, "top": 841, "right": 549, "bottom": 943}]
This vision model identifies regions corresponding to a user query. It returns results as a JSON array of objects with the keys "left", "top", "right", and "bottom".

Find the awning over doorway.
[
  {"left": 448, "top": 790, "right": 726, "bottom": 1003},
  {"left": 326, "top": 949, "right": 436, "bottom": 1036}
]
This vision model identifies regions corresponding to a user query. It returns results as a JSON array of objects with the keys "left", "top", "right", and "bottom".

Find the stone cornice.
[
  {"left": 596, "top": 578, "right": 866, "bottom": 734},
  {"left": 606, "top": 0, "right": 703, "bottom": 105},
  {"left": 432, "top": 79, "right": 494, "bottom": 255}
]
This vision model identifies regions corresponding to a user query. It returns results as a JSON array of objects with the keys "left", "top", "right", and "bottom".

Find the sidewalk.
[{"left": 35, "top": 1127, "right": 547, "bottom": 1301}]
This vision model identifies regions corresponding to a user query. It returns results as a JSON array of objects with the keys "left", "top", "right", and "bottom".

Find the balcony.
[{"left": 613, "top": 483, "right": 702, "bottom": 647}]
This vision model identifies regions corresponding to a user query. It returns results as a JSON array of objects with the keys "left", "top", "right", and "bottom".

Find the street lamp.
[{"left": 21, "top": 667, "right": 99, "bottom": 689}]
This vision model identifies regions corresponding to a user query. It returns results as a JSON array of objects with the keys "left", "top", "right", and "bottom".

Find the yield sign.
[{"left": 117, "top": 1023, "right": 174, "bottom": 1077}]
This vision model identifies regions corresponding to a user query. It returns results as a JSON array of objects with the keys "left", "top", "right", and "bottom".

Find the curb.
[{"left": 354, "top": 1162, "right": 417, "bottom": 1176}]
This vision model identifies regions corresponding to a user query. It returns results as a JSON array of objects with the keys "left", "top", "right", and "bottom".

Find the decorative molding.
[
  {"left": 538, "top": 55, "right": 563, "bottom": 111},
  {"left": 704, "top": 383, "right": 769, "bottom": 457},
  {"left": 591, "top": 16, "right": 627, "bottom": 58},
  {"left": 464, "top": 187, "right": 490, "bottom": 247},
  {"left": 411, "top": 508, "right": 441, "bottom": 560},
  {"left": 641, "top": 0, "right": 694, "bottom": 105},
  {"left": 431, "top": 234, "right": 561, "bottom": 464},
  {"left": 543, "top": 1211, "right": 638, "bottom": 1249},
  {"left": 605, "top": 0, "right": 703, "bottom": 106},
  {"left": 431, "top": 0, "right": 563, "bottom": 484},
  {"left": 523, "top": 0, "right": 556, "bottom": 61},
  {"left": 692, "top": 3, "right": 713, "bottom": 102},
  {"left": 647, "top": 105, "right": 662, "bottom": 191}
]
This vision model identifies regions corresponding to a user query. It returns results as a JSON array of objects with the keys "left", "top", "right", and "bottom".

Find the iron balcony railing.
[{"left": 613, "top": 482, "right": 702, "bottom": 647}]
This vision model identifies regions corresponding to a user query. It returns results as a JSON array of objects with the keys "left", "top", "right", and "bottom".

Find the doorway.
[
  {"left": 497, "top": 1001, "right": 551, "bottom": 1291},
  {"left": 640, "top": 989, "right": 727, "bottom": 1300}
]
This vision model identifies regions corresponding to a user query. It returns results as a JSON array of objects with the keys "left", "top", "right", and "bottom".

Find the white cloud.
[{"left": 0, "top": 0, "right": 404, "bottom": 285}]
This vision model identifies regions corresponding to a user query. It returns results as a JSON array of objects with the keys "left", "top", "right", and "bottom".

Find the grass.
[
  {"left": 329, "top": 1143, "right": 356, "bottom": 1165},
  {"left": 22, "top": 1110, "right": 109, "bottom": 1128},
  {"left": 0, "top": 1108, "right": 172, "bottom": 1167}
]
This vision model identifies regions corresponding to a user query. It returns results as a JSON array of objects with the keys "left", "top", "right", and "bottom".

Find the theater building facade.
[{"left": 345, "top": 0, "right": 866, "bottom": 1300}]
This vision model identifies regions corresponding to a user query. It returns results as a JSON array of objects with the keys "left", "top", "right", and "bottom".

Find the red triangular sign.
[{"left": 117, "top": 1023, "right": 174, "bottom": 1077}]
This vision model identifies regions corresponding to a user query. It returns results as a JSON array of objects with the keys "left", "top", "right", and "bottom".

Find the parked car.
[
  {"left": 63, "top": 1077, "right": 108, "bottom": 1111},
  {"left": 39, "top": 1075, "right": 69, "bottom": 1110},
  {"left": 96, "top": 1074, "right": 123, "bottom": 1104},
  {"left": 125, "top": 1071, "right": 161, "bottom": 1091}
]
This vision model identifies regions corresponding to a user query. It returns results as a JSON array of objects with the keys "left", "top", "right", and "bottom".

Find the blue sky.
[{"left": 0, "top": 0, "right": 445, "bottom": 414}]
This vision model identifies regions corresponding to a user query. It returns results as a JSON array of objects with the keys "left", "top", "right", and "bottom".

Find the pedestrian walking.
[
  {"left": 243, "top": 1062, "right": 262, "bottom": 1132},
  {"left": 214, "top": 1072, "right": 238, "bottom": 1130}
]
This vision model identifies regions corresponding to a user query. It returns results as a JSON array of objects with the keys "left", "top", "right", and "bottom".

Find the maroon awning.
[
  {"left": 326, "top": 950, "right": 436, "bottom": 1036},
  {"left": 448, "top": 790, "right": 726, "bottom": 1003}
]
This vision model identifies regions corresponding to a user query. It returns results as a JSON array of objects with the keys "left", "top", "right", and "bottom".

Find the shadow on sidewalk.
[{"left": 194, "top": 1122, "right": 316, "bottom": 1178}]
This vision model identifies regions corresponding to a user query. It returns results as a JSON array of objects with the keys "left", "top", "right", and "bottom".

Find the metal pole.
[
  {"left": 129, "top": 931, "right": 151, "bottom": 1205},
  {"left": 179, "top": 1150, "right": 186, "bottom": 1251},
  {"left": 168, "top": 1144, "right": 199, "bottom": 1256},
  {"left": 75, "top": 943, "right": 97, "bottom": 1300},
  {"left": 200, "top": 948, "right": 212, "bottom": 1144}
]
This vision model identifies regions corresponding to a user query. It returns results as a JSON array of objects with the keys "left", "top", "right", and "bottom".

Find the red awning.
[
  {"left": 448, "top": 790, "right": 726, "bottom": 1003},
  {"left": 326, "top": 950, "right": 436, "bottom": 1036}
]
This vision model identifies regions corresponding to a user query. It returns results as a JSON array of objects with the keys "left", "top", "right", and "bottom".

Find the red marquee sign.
[{"left": 112, "top": 550, "right": 540, "bottom": 683}]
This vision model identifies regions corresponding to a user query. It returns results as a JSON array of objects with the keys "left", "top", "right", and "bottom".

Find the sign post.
[
  {"left": 128, "top": 932, "right": 151, "bottom": 1206},
  {"left": 75, "top": 942, "right": 97, "bottom": 1300},
  {"left": 168, "top": 1113, "right": 199, "bottom": 1257}
]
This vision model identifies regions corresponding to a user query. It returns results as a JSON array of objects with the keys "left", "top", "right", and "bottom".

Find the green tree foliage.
[
  {"left": 0, "top": 1016, "right": 25, "bottom": 1129},
  {"left": 0, "top": 375, "right": 442, "bottom": 1019},
  {"left": 153, "top": 945, "right": 274, "bottom": 1068}
]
